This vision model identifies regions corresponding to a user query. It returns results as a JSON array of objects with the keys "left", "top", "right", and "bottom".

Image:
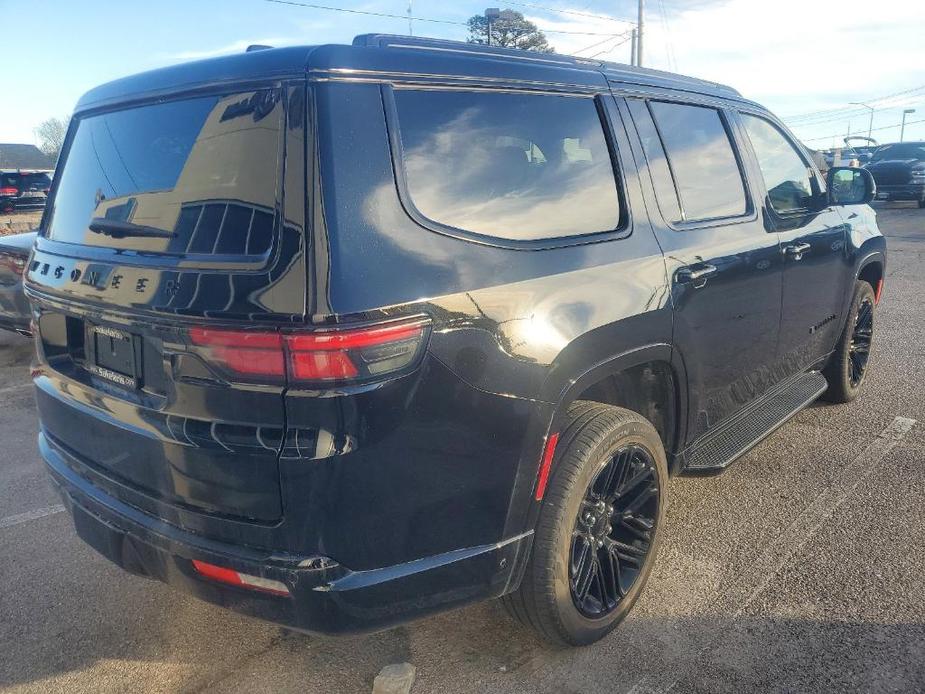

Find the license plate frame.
[{"left": 86, "top": 324, "right": 141, "bottom": 389}]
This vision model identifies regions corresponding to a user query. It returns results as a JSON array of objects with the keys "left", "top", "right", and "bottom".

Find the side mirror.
[{"left": 827, "top": 166, "right": 876, "bottom": 206}]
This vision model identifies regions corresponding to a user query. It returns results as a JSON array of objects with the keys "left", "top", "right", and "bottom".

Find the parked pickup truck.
[
  {"left": 865, "top": 141, "right": 925, "bottom": 207},
  {"left": 25, "top": 34, "right": 885, "bottom": 647}
]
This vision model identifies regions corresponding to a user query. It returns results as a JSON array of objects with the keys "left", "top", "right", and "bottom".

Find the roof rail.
[
  {"left": 351, "top": 33, "right": 741, "bottom": 98},
  {"left": 352, "top": 33, "right": 599, "bottom": 68}
]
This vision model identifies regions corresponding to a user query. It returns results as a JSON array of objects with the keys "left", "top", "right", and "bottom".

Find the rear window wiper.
[{"left": 88, "top": 218, "right": 176, "bottom": 239}]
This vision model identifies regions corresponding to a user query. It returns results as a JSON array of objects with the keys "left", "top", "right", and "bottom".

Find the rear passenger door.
[
  {"left": 733, "top": 111, "right": 852, "bottom": 372},
  {"left": 623, "top": 97, "right": 784, "bottom": 443}
]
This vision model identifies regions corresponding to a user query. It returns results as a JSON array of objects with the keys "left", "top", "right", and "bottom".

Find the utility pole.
[
  {"left": 901, "top": 109, "right": 916, "bottom": 142},
  {"left": 850, "top": 101, "right": 875, "bottom": 140},
  {"left": 630, "top": 28, "right": 637, "bottom": 66},
  {"left": 636, "top": 0, "right": 645, "bottom": 67},
  {"left": 407, "top": 0, "right": 413, "bottom": 36}
]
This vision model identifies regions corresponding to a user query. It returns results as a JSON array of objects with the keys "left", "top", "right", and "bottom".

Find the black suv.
[
  {"left": 25, "top": 35, "right": 885, "bottom": 646},
  {"left": 1, "top": 170, "right": 52, "bottom": 212},
  {"left": 865, "top": 141, "right": 925, "bottom": 207}
]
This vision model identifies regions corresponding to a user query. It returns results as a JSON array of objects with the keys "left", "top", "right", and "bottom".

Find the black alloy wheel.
[
  {"left": 848, "top": 296, "right": 874, "bottom": 387},
  {"left": 569, "top": 445, "right": 658, "bottom": 618},
  {"left": 501, "top": 402, "right": 667, "bottom": 646}
]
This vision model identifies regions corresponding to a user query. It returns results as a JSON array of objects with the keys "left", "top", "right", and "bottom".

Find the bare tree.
[
  {"left": 467, "top": 10, "right": 553, "bottom": 52},
  {"left": 34, "top": 116, "right": 70, "bottom": 162}
]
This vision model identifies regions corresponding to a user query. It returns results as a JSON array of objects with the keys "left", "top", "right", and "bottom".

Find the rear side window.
[
  {"left": 46, "top": 89, "right": 282, "bottom": 257},
  {"left": 740, "top": 114, "right": 815, "bottom": 214},
  {"left": 391, "top": 89, "right": 621, "bottom": 242},
  {"left": 648, "top": 101, "right": 747, "bottom": 222}
]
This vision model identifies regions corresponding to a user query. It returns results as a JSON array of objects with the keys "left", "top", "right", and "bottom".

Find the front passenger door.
[{"left": 735, "top": 112, "right": 854, "bottom": 373}]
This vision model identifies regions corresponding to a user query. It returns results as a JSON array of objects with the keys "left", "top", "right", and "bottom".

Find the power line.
[
  {"left": 503, "top": 2, "right": 637, "bottom": 25},
  {"left": 588, "top": 34, "right": 634, "bottom": 59},
  {"left": 573, "top": 29, "right": 635, "bottom": 55},
  {"left": 801, "top": 117, "right": 925, "bottom": 144},
  {"left": 263, "top": 0, "right": 639, "bottom": 36},
  {"left": 787, "top": 101, "right": 925, "bottom": 129},
  {"left": 784, "top": 84, "right": 925, "bottom": 122},
  {"left": 263, "top": 0, "right": 463, "bottom": 26},
  {"left": 657, "top": 0, "right": 676, "bottom": 72}
]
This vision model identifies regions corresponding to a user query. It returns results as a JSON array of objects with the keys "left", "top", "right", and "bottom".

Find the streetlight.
[
  {"left": 901, "top": 108, "right": 916, "bottom": 142},
  {"left": 483, "top": 8, "right": 517, "bottom": 47},
  {"left": 849, "top": 101, "right": 876, "bottom": 140},
  {"left": 484, "top": 8, "right": 499, "bottom": 46}
]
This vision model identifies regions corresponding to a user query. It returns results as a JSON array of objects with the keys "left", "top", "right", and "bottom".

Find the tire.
[
  {"left": 501, "top": 401, "right": 668, "bottom": 646},
  {"left": 823, "top": 280, "right": 876, "bottom": 403}
]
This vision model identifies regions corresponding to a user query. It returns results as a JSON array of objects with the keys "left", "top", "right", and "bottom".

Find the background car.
[
  {"left": 865, "top": 141, "right": 925, "bottom": 207},
  {"left": 0, "top": 231, "right": 35, "bottom": 335},
  {"left": 0, "top": 171, "right": 52, "bottom": 213}
]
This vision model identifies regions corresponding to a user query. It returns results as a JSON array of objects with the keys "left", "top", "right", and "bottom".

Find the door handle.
[
  {"left": 676, "top": 264, "right": 718, "bottom": 287},
  {"left": 783, "top": 242, "right": 811, "bottom": 260}
]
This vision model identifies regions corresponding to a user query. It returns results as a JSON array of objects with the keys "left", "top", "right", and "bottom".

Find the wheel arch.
[
  {"left": 856, "top": 252, "right": 885, "bottom": 302},
  {"left": 545, "top": 344, "right": 688, "bottom": 469}
]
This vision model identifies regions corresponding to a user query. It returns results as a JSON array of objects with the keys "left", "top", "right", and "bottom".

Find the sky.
[{"left": 3, "top": 0, "right": 925, "bottom": 151}]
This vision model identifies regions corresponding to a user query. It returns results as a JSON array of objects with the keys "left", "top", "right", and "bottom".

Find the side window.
[
  {"left": 391, "top": 89, "right": 622, "bottom": 242},
  {"left": 649, "top": 101, "right": 748, "bottom": 222},
  {"left": 740, "top": 114, "right": 815, "bottom": 214},
  {"left": 626, "top": 99, "right": 683, "bottom": 223}
]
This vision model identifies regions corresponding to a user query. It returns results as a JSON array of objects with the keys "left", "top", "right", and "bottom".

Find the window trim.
[
  {"left": 733, "top": 108, "right": 825, "bottom": 219},
  {"left": 381, "top": 84, "right": 632, "bottom": 250},
  {"left": 642, "top": 98, "right": 758, "bottom": 231}
]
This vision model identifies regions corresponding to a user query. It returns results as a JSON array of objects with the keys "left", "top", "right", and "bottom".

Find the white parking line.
[
  {"left": 629, "top": 415, "right": 917, "bottom": 694},
  {"left": 0, "top": 505, "right": 65, "bottom": 530}
]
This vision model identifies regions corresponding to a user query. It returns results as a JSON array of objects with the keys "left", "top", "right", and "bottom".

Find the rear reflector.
[
  {"left": 189, "top": 317, "right": 430, "bottom": 384},
  {"left": 534, "top": 432, "right": 560, "bottom": 501},
  {"left": 191, "top": 560, "right": 290, "bottom": 597},
  {"left": 875, "top": 278, "right": 884, "bottom": 304}
]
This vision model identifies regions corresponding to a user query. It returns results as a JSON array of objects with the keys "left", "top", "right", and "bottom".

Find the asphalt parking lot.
[{"left": 1, "top": 204, "right": 923, "bottom": 693}]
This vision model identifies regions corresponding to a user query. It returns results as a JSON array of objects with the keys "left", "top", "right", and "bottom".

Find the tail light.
[
  {"left": 189, "top": 316, "right": 430, "bottom": 385},
  {"left": 0, "top": 187, "right": 19, "bottom": 196}
]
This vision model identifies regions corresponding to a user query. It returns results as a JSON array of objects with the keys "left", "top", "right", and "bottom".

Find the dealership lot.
[{"left": 1, "top": 204, "right": 924, "bottom": 693}]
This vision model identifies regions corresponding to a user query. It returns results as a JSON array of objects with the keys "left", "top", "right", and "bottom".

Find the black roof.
[
  {"left": 0, "top": 144, "right": 56, "bottom": 170},
  {"left": 76, "top": 34, "right": 746, "bottom": 113}
]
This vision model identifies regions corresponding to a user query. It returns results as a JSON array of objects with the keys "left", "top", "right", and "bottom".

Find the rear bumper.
[
  {"left": 42, "top": 432, "right": 531, "bottom": 635},
  {"left": 0, "top": 196, "right": 46, "bottom": 209},
  {"left": 875, "top": 183, "right": 925, "bottom": 200}
]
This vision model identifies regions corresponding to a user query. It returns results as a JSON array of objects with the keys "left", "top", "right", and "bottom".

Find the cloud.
[{"left": 529, "top": 0, "right": 925, "bottom": 145}]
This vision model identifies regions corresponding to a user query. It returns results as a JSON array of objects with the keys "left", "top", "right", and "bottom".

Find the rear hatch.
[{"left": 27, "top": 85, "right": 307, "bottom": 522}]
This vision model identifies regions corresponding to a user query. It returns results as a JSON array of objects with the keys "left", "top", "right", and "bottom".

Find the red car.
[{"left": 0, "top": 171, "right": 52, "bottom": 213}]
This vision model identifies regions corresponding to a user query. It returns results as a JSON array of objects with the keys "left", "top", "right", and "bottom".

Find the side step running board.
[{"left": 680, "top": 371, "right": 828, "bottom": 473}]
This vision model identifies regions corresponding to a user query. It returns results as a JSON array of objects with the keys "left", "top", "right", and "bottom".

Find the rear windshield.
[{"left": 46, "top": 89, "right": 283, "bottom": 257}]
